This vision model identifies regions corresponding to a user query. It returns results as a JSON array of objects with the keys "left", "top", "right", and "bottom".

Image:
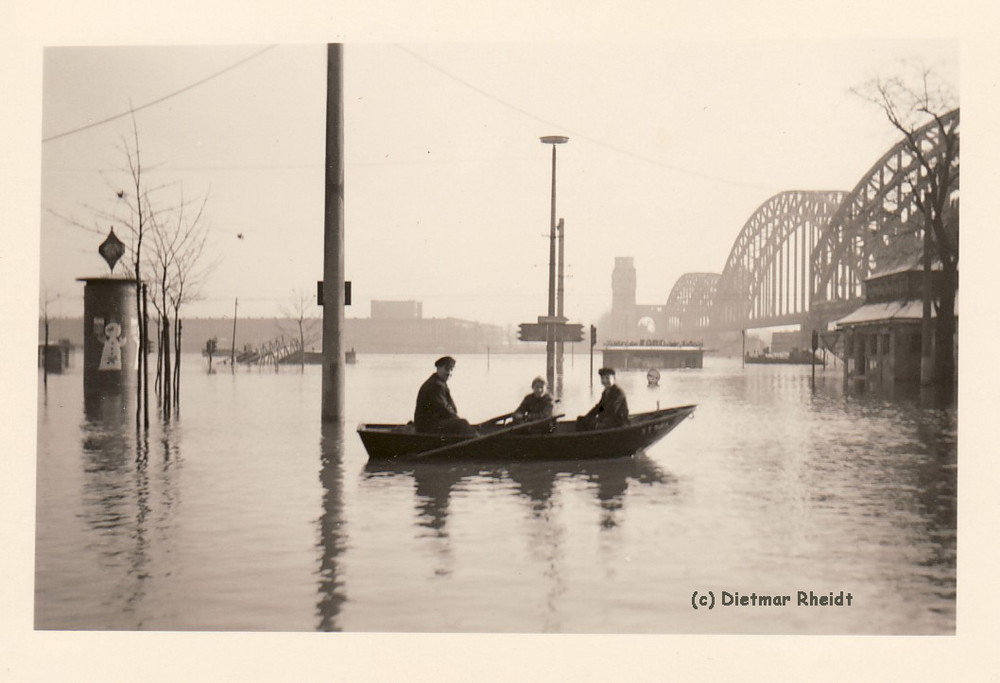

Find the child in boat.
[{"left": 512, "top": 376, "right": 555, "bottom": 431}]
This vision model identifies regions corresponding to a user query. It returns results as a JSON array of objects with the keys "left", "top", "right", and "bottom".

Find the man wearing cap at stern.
[
  {"left": 413, "top": 356, "right": 476, "bottom": 435},
  {"left": 579, "top": 367, "right": 629, "bottom": 430}
]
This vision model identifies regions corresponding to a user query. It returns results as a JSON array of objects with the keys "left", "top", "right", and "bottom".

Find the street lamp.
[{"left": 540, "top": 135, "right": 569, "bottom": 391}]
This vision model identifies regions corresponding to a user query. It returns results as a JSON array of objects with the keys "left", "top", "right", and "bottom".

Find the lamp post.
[{"left": 540, "top": 135, "right": 568, "bottom": 391}]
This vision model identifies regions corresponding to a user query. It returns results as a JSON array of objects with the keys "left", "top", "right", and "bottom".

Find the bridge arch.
[
  {"left": 811, "top": 109, "right": 960, "bottom": 315},
  {"left": 712, "top": 190, "right": 847, "bottom": 329},
  {"left": 664, "top": 273, "right": 719, "bottom": 331}
]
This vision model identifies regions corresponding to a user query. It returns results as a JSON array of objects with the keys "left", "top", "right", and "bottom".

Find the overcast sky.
[
  {"left": 34, "top": 36, "right": 959, "bottom": 331},
  {"left": 39, "top": 41, "right": 957, "bottom": 327}
]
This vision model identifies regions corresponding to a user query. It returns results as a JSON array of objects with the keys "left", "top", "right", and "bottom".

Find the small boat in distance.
[{"left": 357, "top": 404, "right": 696, "bottom": 461}]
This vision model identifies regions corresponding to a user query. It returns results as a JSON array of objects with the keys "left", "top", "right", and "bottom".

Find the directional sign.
[
  {"left": 560, "top": 324, "right": 584, "bottom": 342},
  {"left": 518, "top": 322, "right": 584, "bottom": 343},
  {"left": 518, "top": 323, "right": 547, "bottom": 342}
]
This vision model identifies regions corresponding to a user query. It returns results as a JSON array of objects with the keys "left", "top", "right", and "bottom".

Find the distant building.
[
  {"left": 371, "top": 300, "right": 422, "bottom": 320},
  {"left": 769, "top": 331, "right": 802, "bottom": 355},
  {"left": 41, "top": 311, "right": 515, "bottom": 355},
  {"left": 835, "top": 258, "right": 957, "bottom": 387},
  {"left": 609, "top": 256, "right": 666, "bottom": 340},
  {"left": 602, "top": 340, "right": 704, "bottom": 370}
]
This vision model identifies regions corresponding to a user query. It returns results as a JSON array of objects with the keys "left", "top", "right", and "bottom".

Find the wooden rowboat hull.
[{"left": 357, "top": 404, "right": 696, "bottom": 461}]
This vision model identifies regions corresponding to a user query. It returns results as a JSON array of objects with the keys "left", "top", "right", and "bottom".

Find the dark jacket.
[
  {"left": 513, "top": 392, "right": 555, "bottom": 422},
  {"left": 414, "top": 373, "right": 459, "bottom": 431},
  {"left": 585, "top": 384, "right": 629, "bottom": 428}
]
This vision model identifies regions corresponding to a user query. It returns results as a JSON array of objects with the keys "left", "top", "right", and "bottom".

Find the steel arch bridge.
[
  {"left": 664, "top": 273, "right": 719, "bottom": 330},
  {"left": 710, "top": 190, "right": 847, "bottom": 330},
  {"left": 661, "top": 109, "right": 958, "bottom": 337},
  {"left": 810, "top": 109, "right": 959, "bottom": 321}
]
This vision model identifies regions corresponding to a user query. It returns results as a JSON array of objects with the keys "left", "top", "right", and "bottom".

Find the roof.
[
  {"left": 603, "top": 345, "right": 703, "bottom": 352},
  {"left": 836, "top": 292, "right": 958, "bottom": 327},
  {"left": 836, "top": 300, "right": 926, "bottom": 327}
]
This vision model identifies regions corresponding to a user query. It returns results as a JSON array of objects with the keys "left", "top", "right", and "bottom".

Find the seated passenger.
[
  {"left": 512, "top": 376, "right": 555, "bottom": 431},
  {"left": 578, "top": 367, "right": 629, "bottom": 430},
  {"left": 413, "top": 356, "right": 476, "bottom": 435}
]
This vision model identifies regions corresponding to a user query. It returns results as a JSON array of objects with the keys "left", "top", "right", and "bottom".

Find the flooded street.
[{"left": 34, "top": 352, "right": 956, "bottom": 633}]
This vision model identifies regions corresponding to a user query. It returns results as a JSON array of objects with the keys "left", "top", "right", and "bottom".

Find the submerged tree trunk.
[
  {"left": 136, "top": 283, "right": 143, "bottom": 429},
  {"left": 155, "top": 318, "right": 163, "bottom": 395},
  {"left": 174, "top": 317, "right": 182, "bottom": 407},
  {"left": 162, "top": 315, "right": 171, "bottom": 420},
  {"left": 299, "top": 319, "right": 305, "bottom": 371}
]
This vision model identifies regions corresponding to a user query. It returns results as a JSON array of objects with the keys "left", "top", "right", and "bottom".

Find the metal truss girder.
[
  {"left": 812, "top": 109, "right": 959, "bottom": 305},
  {"left": 713, "top": 190, "right": 845, "bottom": 326},
  {"left": 665, "top": 272, "right": 719, "bottom": 329}
]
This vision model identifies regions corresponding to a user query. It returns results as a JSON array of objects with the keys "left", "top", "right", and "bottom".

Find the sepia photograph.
[{"left": 5, "top": 1, "right": 999, "bottom": 680}]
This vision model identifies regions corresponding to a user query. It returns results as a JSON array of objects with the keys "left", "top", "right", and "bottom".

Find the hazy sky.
[{"left": 38, "top": 40, "right": 958, "bottom": 329}]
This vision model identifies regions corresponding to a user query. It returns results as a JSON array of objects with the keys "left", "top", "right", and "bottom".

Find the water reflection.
[
  {"left": 842, "top": 375, "right": 956, "bottom": 410},
  {"left": 76, "top": 392, "right": 182, "bottom": 629},
  {"left": 316, "top": 423, "right": 347, "bottom": 632},
  {"left": 36, "top": 354, "right": 957, "bottom": 633},
  {"left": 363, "top": 453, "right": 674, "bottom": 536}
]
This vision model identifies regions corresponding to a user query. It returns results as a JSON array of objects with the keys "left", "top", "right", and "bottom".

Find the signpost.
[
  {"left": 517, "top": 316, "right": 585, "bottom": 396},
  {"left": 590, "top": 324, "right": 597, "bottom": 389},
  {"left": 811, "top": 329, "right": 819, "bottom": 386},
  {"left": 518, "top": 319, "right": 584, "bottom": 343}
]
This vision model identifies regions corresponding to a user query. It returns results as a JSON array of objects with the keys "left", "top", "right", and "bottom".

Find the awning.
[{"left": 835, "top": 292, "right": 958, "bottom": 328}]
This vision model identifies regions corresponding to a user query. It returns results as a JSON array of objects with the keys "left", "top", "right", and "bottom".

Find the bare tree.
[
  {"left": 167, "top": 191, "right": 216, "bottom": 404},
  {"left": 144, "top": 179, "right": 215, "bottom": 418},
  {"left": 280, "top": 288, "right": 321, "bottom": 371},
  {"left": 48, "top": 111, "right": 214, "bottom": 421},
  {"left": 116, "top": 111, "right": 164, "bottom": 429},
  {"left": 39, "top": 288, "right": 61, "bottom": 385},
  {"left": 852, "top": 63, "right": 959, "bottom": 390}
]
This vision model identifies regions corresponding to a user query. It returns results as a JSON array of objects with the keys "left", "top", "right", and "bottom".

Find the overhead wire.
[
  {"left": 43, "top": 42, "right": 779, "bottom": 193},
  {"left": 394, "top": 44, "right": 781, "bottom": 192},
  {"left": 42, "top": 45, "right": 278, "bottom": 143}
]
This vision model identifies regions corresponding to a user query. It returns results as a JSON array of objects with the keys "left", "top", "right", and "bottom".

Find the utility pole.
[
  {"left": 322, "top": 43, "right": 346, "bottom": 421},
  {"left": 556, "top": 218, "right": 565, "bottom": 397},
  {"left": 540, "top": 135, "right": 568, "bottom": 391}
]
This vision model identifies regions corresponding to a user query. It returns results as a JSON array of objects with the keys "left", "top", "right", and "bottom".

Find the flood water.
[{"left": 35, "top": 351, "right": 956, "bottom": 634}]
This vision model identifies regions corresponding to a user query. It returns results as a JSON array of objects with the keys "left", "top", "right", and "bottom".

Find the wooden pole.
[
  {"left": 589, "top": 324, "right": 595, "bottom": 390},
  {"left": 322, "top": 43, "right": 346, "bottom": 422},
  {"left": 230, "top": 297, "right": 238, "bottom": 370}
]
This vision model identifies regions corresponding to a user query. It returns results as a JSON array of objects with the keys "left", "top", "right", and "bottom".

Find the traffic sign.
[{"left": 518, "top": 322, "right": 584, "bottom": 343}]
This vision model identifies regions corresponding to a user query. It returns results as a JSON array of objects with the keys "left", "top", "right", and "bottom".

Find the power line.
[
  {"left": 42, "top": 45, "right": 278, "bottom": 143},
  {"left": 395, "top": 44, "right": 781, "bottom": 193}
]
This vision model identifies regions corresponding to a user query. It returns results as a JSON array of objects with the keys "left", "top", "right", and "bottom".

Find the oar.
[
  {"left": 475, "top": 411, "right": 515, "bottom": 428},
  {"left": 413, "top": 414, "right": 565, "bottom": 460}
]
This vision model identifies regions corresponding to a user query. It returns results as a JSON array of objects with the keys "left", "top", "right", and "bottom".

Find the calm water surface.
[{"left": 35, "top": 352, "right": 956, "bottom": 633}]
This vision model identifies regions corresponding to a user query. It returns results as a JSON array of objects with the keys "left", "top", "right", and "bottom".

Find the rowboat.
[{"left": 357, "top": 404, "right": 696, "bottom": 461}]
